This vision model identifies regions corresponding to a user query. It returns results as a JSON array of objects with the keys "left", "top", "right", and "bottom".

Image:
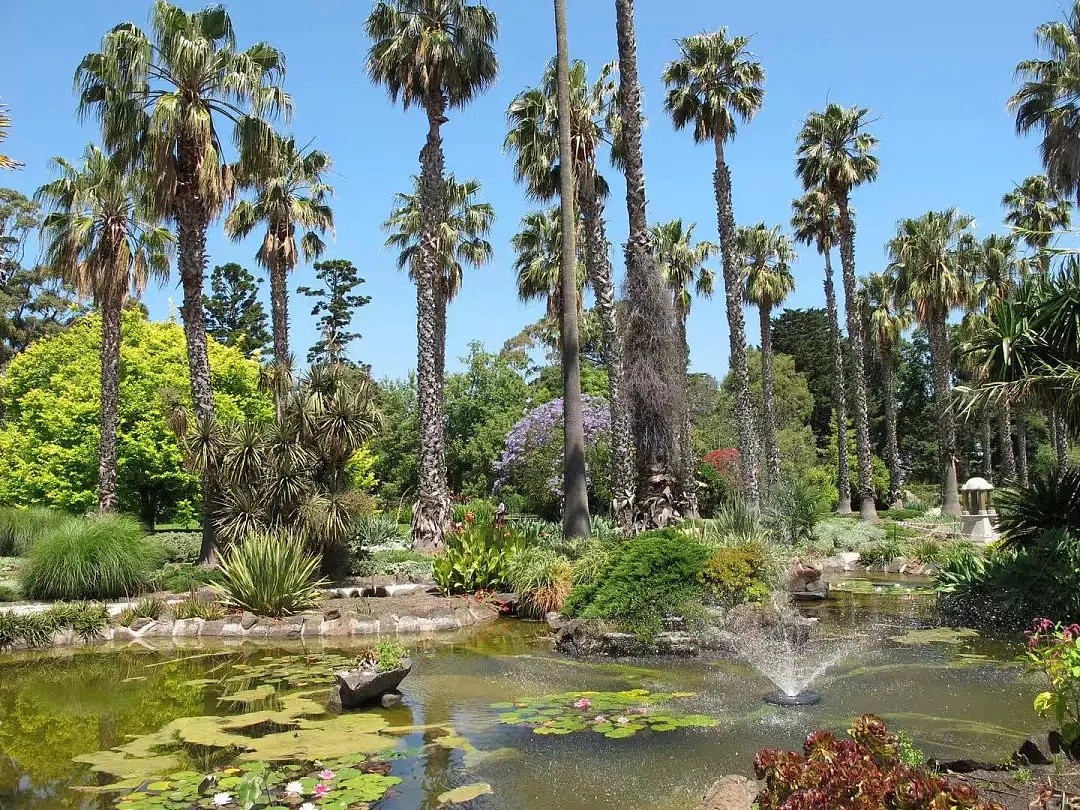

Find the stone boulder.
[
  {"left": 700, "top": 775, "right": 759, "bottom": 810},
  {"left": 788, "top": 562, "right": 829, "bottom": 600},
  {"left": 334, "top": 659, "right": 412, "bottom": 711}
]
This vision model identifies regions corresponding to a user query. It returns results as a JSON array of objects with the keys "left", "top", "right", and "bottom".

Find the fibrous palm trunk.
[
  {"left": 434, "top": 280, "right": 449, "bottom": 495},
  {"left": 835, "top": 194, "right": 876, "bottom": 521},
  {"left": 980, "top": 405, "right": 993, "bottom": 478},
  {"left": 269, "top": 225, "right": 291, "bottom": 367},
  {"left": 712, "top": 133, "right": 760, "bottom": 509},
  {"left": 1016, "top": 413, "right": 1029, "bottom": 487},
  {"left": 758, "top": 301, "right": 780, "bottom": 491},
  {"left": 578, "top": 170, "right": 633, "bottom": 527},
  {"left": 1052, "top": 408, "right": 1068, "bottom": 468},
  {"left": 676, "top": 311, "right": 698, "bottom": 517},
  {"left": 881, "top": 352, "right": 902, "bottom": 508},
  {"left": 822, "top": 248, "right": 852, "bottom": 514},
  {"left": 997, "top": 400, "right": 1016, "bottom": 484},
  {"left": 927, "top": 313, "right": 960, "bottom": 515},
  {"left": 412, "top": 100, "right": 452, "bottom": 553},
  {"left": 98, "top": 297, "right": 122, "bottom": 513}
]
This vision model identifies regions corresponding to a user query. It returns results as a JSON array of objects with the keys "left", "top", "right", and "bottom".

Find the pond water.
[{"left": 0, "top": 581, "right": 1041, "bottom": 810}]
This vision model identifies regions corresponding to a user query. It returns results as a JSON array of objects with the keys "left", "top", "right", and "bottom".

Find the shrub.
[
  {"left": 508, "top": 547, "right": 574, "bottom": 618},
  {"left": 996, "top": 466, "right": 1080, "bottom": 548},
  {"left": 216, "top": 532, "right": 326, "bottom": 617},
  {"left": 0, "top": 507, "right": 74, "bottom": 556},
  {"left": 906, "top": 538, "right": 944, "bottom": 564},
  {"left": 702, "top": 545, "right": 771, "bottom": 606},
  {"left": 452, "top": 498, "right": 497, "bottom": 527},
  {"left": 858, "top": 538, "right": 904, "bottom": 569},
  {"left": 808, "top": 515, "right": 886, "bottom": 556},
  {"left": 1024, "top": 619, "right": 1080, "bottom": 745},
  {"left": 766, "top": 478, "right": 825, "bottom": 546},
  {"left": 0, "top": 602, "right": 109, "bottom": 650},
  {"left": 701, "top": 499, "right": 769, "bottom": 548},
  {"left": 880, "top": 507, "right": 924, "bottom": 522},
  {"left": 516, "top": 517, "right": 562, "bottom": 550},
  {"left": 19, "top": 514, "right": 159, "bottom": 600},
  {"left": 349, "top": 514, "right": 409, "bottom": 554},
  {"left": 172, "top": 596, "right": 226, "bottom": 621},
  {"left": 432, "top": 523, "right": 522, "bottom": 595},
  {"left": 150, "top": 563, "right": 220, "bottom": 593},
  {"left": 562, "top": 529, "right": 710, "bottom": 639},
  {"left": 569, "top": 538, "right": 615, "bottom": 588},
  {"left": 696, "top": 460, "right": 735, "bottom": 518},
  {"left": 351, "top": 548, "right": 433, "bottom": 581},
  {"left": 360, "top": 639, "right": 409, "bottom": 672},
  {"left": 0, "top": 584, "right": 19, "bottom": 602},
  {"left": 754, "top": 715, "right": 998, "bottom": 810},
  {"left": 154, "top": 531, "right": 202, "bottom": 564}
]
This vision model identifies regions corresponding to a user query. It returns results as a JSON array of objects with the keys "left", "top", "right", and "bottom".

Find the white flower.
[
  {"left": 285, "top": 781, "right": 305, "bottom": 796},
  {"left": 615, "top": 716, "right": 630, "bottom": 724},
  {"left": 212, "top": 793, "right": 232, "bottom": 807},
  {"left": 300, "top": 804, "right": 316, "bottom": 810}
]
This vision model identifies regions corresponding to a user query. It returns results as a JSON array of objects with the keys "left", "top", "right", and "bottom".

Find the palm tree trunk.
[
  {"left": 677, "top": 311, "right": 699, "bottom": 517},
  {"left": 268, "top": 238, "right": 290, "bottom": 366},
  {"left": 98, "top": 297, "right": 122, "bottom": 513},
  {"left": 882, "top": 353, "right": 902, "bottom": 508},
  {"left": 411, "top": 100, "right": 452, "bottom": 553},
  {"left": 1052, "top": 408, "right": 1068, "bottom": 468},
  {"left": 712, "top": 133, "right": 760, "bottom": 509},
  {"left": 980, "top": 405, "right": 993, "bottom": 478},
  {"left": 927, "top": 313, "right": 960, "bottom": 515},
  {"left": 758, "top": 301, "right": 781, "bottom": 491},
  {"left": 434, "top": 280, "right": 449, "bottom": 497},
  {"left": 1016, "top": 411, "right": 1029, "bottom": 487},
  {"left": 578, "top": 170, "right": 633, "bottom": 527},
  {"left": 822, "top": 248, "right": 852, "bottom": 514},
  {"left": 834, "top": 194, "right": 876, "bottom": 521},
  {"left": 997, "top": 400, "right": 1016, "bottom": 484}
]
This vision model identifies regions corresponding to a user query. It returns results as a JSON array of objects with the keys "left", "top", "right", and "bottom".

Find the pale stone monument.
[{"left": 959, "top": 476, "right": 998, "bottom": 543}]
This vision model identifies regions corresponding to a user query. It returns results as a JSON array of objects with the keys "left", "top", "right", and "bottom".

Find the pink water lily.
[
  {"left": 314, "top": 783, "right": 331, "bottom": 799},
  {"left": 573, "top": 698, "right": 592, "bottom": 709},
  {"left": 593, "top": 715, "right": 607, "bottom": 723},
  {"left": 615, "top": 716, "right": 630, "bottom": 725},
  {"left": 318, "top": 769, "right": 335, "bottom": 781}
]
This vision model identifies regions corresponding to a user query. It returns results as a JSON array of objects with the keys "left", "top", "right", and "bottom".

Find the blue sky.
[{"left": 2, "top": 0, "right": 1059, "bottom": 381}]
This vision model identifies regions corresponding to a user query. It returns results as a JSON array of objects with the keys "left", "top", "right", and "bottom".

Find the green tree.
[
  {"left": 36, "top": 145, "right": 173, "bottom": 512},
  {"left": 663, "top": 28, "right": 765, "bottom": 509},
  {"left": 297, "top": 259, "right": 371, "bottom": 364},
  {"left": 770, "top": 308, "right": 834, "bottom": 441},
  {"left": 738, "top": 223, "right": 796, "bottom": 490},
  {"left": 226, "top": 132, "right": 334, "bottom": 367},
  {"left": 1002, "top": 175, "right": 1071, "bottom": 274},
  {"left": 203, "top": 262, "right": 271, "bottom": 356},
  {"left": 796, "top": 103, "right": 880, "bottom": 520},
  {"left": 366, "top": 0, "right": 498, "bottom": 550},
  {"left": 369, "top": 376, "right": 420, "bottom": 506},
  {"left": 0, "top": 310, "right": 269, "bottom": 522},
  {"left": 511, "top": 207, "right": 584, "bottom": 324}
]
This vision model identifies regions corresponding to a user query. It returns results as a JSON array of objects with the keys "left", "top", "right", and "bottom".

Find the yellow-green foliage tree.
[{"left": 0, "top": 310, "right": 270, "bottom": 522}]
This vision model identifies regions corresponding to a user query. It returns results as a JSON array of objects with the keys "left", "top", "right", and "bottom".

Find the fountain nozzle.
[{"left": 763, "top": 690, "right": 821, "bottom": 707}]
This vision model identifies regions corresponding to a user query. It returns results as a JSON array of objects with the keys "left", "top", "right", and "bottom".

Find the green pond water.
[{"left": 0, "top": 581, "right": 1044, "bottom": 810}]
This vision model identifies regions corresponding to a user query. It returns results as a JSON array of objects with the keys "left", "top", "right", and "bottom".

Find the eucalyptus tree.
[
  {"left": 737, "top": 223, "right": 796, "bottom": 489},
  {"left": 612, "top": 0, "right": 685, "bottom": 527},
  {"left": 0, "top": 103, "right": 20, "bottom": 170},
  {"left": 225, "top": 132, "right": 334, "bottom": 369},
  {"left": 890, "top": 209, "right": 976, "bottom": 514},
  {"left": 796, "top": 103, "right": 880, "bottom": 520},
  {"left": 366, "top": 0, "right": 498, "bottom": 551},
  {"left": 863, "top": 271, "right": 911, "bottom": 506},
  {"left": 36, "top": 145, "right": 172, "bottom": 512},
  {"left": 791, "top": 189, "right": 851, "bottom": 513},
  {"left": 652, "top": 218, "right": 716, "bottom": 516},
  {"left": 504, "top": 57, "right": 632, "bottom": 513},
  {"left": 511, "top": 207, "right": 584, "bottom": 326},
  {"left": 662, "top": 28, "right": 764, "bottom": 507}
]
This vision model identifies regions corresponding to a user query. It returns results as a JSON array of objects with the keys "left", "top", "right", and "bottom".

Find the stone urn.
[{"left": 334, "top": 658, "right": 412, "bottom": 711}]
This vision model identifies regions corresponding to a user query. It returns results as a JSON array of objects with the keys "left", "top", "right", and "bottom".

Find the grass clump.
[
  {"left": 0, "top": 602, "right": 109, "bottom": 650},
  {"left": 0, "top": 583, "right": 20, "bottom": 602},
  {"left": 0, "top": 507, "right": 74, "bottom": 556},
  {"left": 508, "top": 547, "right": 574, "bottom": 618},
  {"left": 19, "top": 514, "right": 159, "bottom": 600},
  {"left": 216, "top": 532, "right": 326, "bottom": 617},
  {"left": 115, "top": 595, "right": 165, "bottom": 627},
  {"left": 171, "top": 596, "right": 226, "bottom": 621}
]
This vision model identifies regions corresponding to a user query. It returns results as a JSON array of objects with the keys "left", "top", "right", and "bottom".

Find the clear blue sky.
[{"left": 2, "top": 0, "right": 1058, "bottom": 381}]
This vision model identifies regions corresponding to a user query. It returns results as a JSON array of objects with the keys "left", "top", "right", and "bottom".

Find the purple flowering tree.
[{"left": 494, "top": 395, "right": 611, "bottom": 519}]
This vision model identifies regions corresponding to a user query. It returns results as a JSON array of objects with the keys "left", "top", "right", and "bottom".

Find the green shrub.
[
  {"left": 351, "top": 548, "right": 433, "bottom": 581},
  {"left": 904, "top": 483, "right": 940, "bottom": 508},
  {"left": 0, "top": 507, "right": 74, "bottom": 556},
  {"left": 569, "top": 538, "right": 615, "bottom": 588},
  {"left": 766, "top": 478, "right": 825, "bottom": 546},
  {"left": 115, "top": 595, "right": 165, "bottom": 627},
  {"left": 562, "top": 529, "right": 710, "bottom": 639},
  {"left": 452, "top": 498, "right": 497, "bottom": 527},
  {"left": 906, "top": 538, "right": 943, "bottom": 564},
  {"left": 858, "top": 538, "right": 903, "bottom": 569},
  {"left": 701, "top": 499, "right": 769, "bottom": 548},
  {"left": 150, "top": 563, "right": 220, "bottom": 593},
  {"left": 808, "top": 515, "right": 886, "bottom": 556},
  {"left": 432, "top": 523, "right": 522, "bottom": 595},
  {"left": 516, "top": 518, "right": 561, "bottom": 549},
  {"left": 19, "top": 514, "right": 159, "bottom": 600},
  {"left": 0, "top": 584, "right": 19, "bottom": 602},
  {"left": 702, "top": 545, "right": 771, "bottom": 606},
  {"left": 508, "top": 547, "right": 574, "bottom": 618},
  {"left": 216, "top": 532, "right": 326, "bottom": 617},
  {"left": 171, "top": 596, "right": 226, "bottom": 621},
  {"left": 361, "top": 639, "right": 408, "bottom": 672},
  {"left": 349, "top": 514, "right": 409, "bottom": 553},
  {"left": 0, "top": 602, "right": 109, "bottom": 650},
  {"left": 879, "top": 507, "right": 924, "bottom": 522},
  {"left": 996, "top": 466, "right": 1080, "bottom": 548},
  {"left": 154, "top": 531, "right": 202, "bottom": 564}
]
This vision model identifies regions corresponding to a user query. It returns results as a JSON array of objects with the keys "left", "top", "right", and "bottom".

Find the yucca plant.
[
  {"left": 215, "top": 532, "right": 326, "bottom": 617},
  {"left": 995, "top": 466, "right": 1080, "bottom": 548}
]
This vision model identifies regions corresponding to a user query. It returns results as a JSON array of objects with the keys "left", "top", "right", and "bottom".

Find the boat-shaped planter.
[{"left": 334, "top": 658, "right": 412, "bottom": 710}]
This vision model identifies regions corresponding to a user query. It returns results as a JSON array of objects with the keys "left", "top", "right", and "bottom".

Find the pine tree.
[
  {"left": 298, "top": 259, "right": 371, "bottom": 364},
  {"left": 203, "top": 262, "right": 271, "bottom": 357}
]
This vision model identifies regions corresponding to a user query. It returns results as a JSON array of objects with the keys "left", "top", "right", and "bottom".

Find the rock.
[
  {"left": 240, "top": 611, "right": 258, "bottom": 630},
  {"left": 546, "top": 612, "right": 565, "bottom": 632},
  {"left": 653, "top": 631, "right": 699, "bottom": 657},
  {"left": 838, "top": 551, "right": 861, "bottom": 569},
  {"left": 382, "top": 584, "right": 428, "bottom": 598},
  {"left": 323, "top": 609, "right": 341, "bottom": 622},
  {"left": 791, "top": 591, "right": 829, "bottom": 602},
  {"left": 172, "top": 618, "right": 202, "bottom": 638},
  {"left": 886, "top": 556, "right": 912, "bottom": 574},
  {"left": 699, "top": 626, "right": 736, "bottom": 654},
  {"left": 335, "top": 660, "right": 413, "bottom": 710},
  {"left": 129, "top": 617, "right": 153, "bottom": 632},
  {"left": 379, "top": 690, "right": 404, "bottom": 708},
  {"left": 788, "top": 562, "right": 823, "bottom": 594},
  {"left": 1016, "top": 736, "right": 1054, "bottom": 766},
  {"left": 600, "top": 632, "right": 648, "bottom": 656},
  {"left": 700, "top": 775, "right": 759, "bottom": 810},
  {"left": 663, "top": 616, "right": 688, "bottom": 632},
  {"left": 488, "top": 593, "right": 518, "bottom": 615}
]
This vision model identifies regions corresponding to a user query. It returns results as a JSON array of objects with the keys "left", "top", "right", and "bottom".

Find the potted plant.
[{"left": 334, "top": 640, "right": 412, "bottom": 710}]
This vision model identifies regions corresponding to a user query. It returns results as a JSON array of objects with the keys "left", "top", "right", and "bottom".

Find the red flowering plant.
[
  {"left": 703, "top": 449, "right": 742, "bottom": 483},
  {"left": 754, "top": 714, "right": 1002, "bottom": 810},
  {"left": 1025, "top": 619, "right": 1080, "bottom": 745}
]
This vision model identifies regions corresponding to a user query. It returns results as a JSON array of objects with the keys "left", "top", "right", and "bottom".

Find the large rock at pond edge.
[
  {"left": 700, "top": 775, "right": 759, "bottom": 810},
  {"left": 334, "top": 660, "right": 412, "bottom": 710},
  {"left": 554, "top": 620, "right": 700, "bottom": 657},
  {"left": 788, "top": 562, "right": 828, "bottom": 595}
]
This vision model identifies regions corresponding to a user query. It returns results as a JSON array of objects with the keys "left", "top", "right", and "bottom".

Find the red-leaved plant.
[
  {"left": 703, "top": 449, "right": 741, "bottom": 483},
  {"left": 754, "top": 714, "right": 1002, "bottom": 810}
]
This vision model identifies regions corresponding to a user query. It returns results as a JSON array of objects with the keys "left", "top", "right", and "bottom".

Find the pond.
[{"left": 0, "top": 582, "right": 1040, "bottom": 810}]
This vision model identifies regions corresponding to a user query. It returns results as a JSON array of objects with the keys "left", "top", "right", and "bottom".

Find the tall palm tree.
[
  {"left": 78, "top": 1, "right": 289, "bottom": 562},
  {"left": 653, "top": 219, "right": 716, "bottom": 516},
  {"left": 863, "top": 271, "right": 911, "bottom": 507},
  {"left": 1002, "top": 175, "right": 1072, "bottom": 275},
  {"left": 505, "top": 57, "right": 632, "bottom": 518},
  {"left": 738, "top": 223, "right": 796, "bottom": 490},
  {"left": 366, "top": 0, "right": 498, "bottom": 551},
  {"left": 662, "top": 29, "right": 765, "bottom": 509},
  {"left": 552, "top": 0, "right": 590, "bottom": 538},
  {"left": 1011, "top": 2, "right": 1080, "bottom": 204},
  {"left": 613, "top": 0, "right": 685, "bottom": 528},
  {"left": 791, "top": 189, "right": 852, "bottom": 513},
  {"left": 225, "top": 132, "right": 334, "bottom": 370},
  {"left": 511, "top": 207, "right": 583, "bottom": 325},
  {"left": 796, "top": 103, "right": 880, "bottom": 521},
  {"left": 36, "top": 145, "right": 172, "bottom": 512},
  {"left": 0, "top": 103, "right": 22, "bottom": 170},
  {"left": 890, "top": 209, "right": 976, "bottom": 515}
]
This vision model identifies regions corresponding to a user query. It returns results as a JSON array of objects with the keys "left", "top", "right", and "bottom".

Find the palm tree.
[
  {"left": 662, "top": 29, "right": 764, "bottom": 508},
  {"left": 36, "top": 145, "right": 172, "bottom": 512},
  {"left": 78, "top": 1, "right": 289, "bottom": 562},
  {"left": 796, "top": 103, "right": 880, "bottom": 520},
  {"left": 653, "top": 219, "right": 716, "bottom": 516},
  {"left": 791, "top": 189, "right": 852, "bottom": 513},
  {"left": 1002, "top": 175, "right": 1071, "bottom": 274},
  {"left": 1011, "top": 2, "right": 1080, "bottom": 204},
  {"left": 890, "top": 209, "right": 976, "bottom": 515},
  {"left": 737, "top": 223, "right": 796, "bottom": 490},
  {"left": 863, "top": 271, "right": 911, "bottom": 507},
  {"left": 366, "top": 0, "right": 498, "bottom": 551},
  {"left": 225, "top": 131, "right": 334, "bottom": 370},
  {"left": 0, "top": 103, "right": 22, "bottom": 170},
  {"left": 511, "top": 207, "right": 584, "bottom": 326},
  {"left": 505, "top": 57, "right": 632, "bottom": 520},
  {"left": 613, "top": 0, "right": 685, "bottom": 528}
]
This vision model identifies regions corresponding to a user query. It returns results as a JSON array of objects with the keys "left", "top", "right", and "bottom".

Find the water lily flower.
[
  {"left": 285, "top": 781, "right": 304, "bottom": 797},
  {"left": 212, "top": 794, "right": 232, "bottom": 807},
  {"left": 318, "top": 769, "right": 335, "bottom": 781},
  {"left": 616, "top": 716, "right": 630, "bottom": 725},
  {"left": 314, "top": 783, "right": 331, "bottom": 799},
  {"left": 573, "top": 698, "right": 592, "bottom": 709},
  {"left": 593, "top": 715, "right": 607, "bottom": 723},
  {"left": 300, "top": 804, "right": 316, "bottom": 810}
]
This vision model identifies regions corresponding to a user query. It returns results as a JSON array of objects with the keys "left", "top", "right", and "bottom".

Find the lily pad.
[
  {"left": 438, "top": 782, "right": 494, "bottom": 804},
  {"left": 888, "top": 627, "right": 980, "bottom": 645}
]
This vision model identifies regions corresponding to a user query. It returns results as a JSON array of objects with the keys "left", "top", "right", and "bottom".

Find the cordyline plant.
[{"left": 754, "top": 714, "right": 1002, "bottom": 810}]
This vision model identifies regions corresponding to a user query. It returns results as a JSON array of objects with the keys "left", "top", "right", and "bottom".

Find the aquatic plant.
[
  {"left": 19, "top": 514, "right": 159, "bottom": 600},
  {"left": 754, "top": 714, "right": 1001, "bottom": 810},
  {"left": 507, "top": 547, "right": 574, "bottom": 618},
  {"left": 0, "top": 506, "right": 73, "bottom": 556},
  {"left": 432, "top": 522, "right": 522, "bottom": 595},
  {"left": 215, "top": 532, "right": 326, "bottom": 617},
  {"left": 492, "top": 690, "right": 717, "bottom": 738},
  {"left": 1024, "top": 618, "right": 1080, "bottom": 744}
]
